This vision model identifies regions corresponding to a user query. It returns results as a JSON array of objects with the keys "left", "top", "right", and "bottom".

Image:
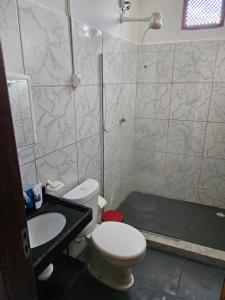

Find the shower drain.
[{"left": 216, "top": 212, "right": 225, "bottom": 218}]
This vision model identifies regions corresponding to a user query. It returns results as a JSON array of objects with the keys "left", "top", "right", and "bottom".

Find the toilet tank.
[{"left": 62, "top": 179, "right": 99, "bottom": 236}]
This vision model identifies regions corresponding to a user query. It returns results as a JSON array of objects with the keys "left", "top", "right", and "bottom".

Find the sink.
[{"left": 27, "top": 213, "right": 66, "bottom": 249}]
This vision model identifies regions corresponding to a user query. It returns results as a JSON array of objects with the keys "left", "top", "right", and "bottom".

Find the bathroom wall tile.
[
  {"left": 75, "top": 85, "right": 101, "bottom": 141},
  {"left": 18, "top": 145, "right": 35, "bottom": 166},
  {"left": 36, "top": 144, "right": 78, "bottom": 195},
  {"left": 214, "top": 41, "right": 225, "bottom": 82},
  {"left": 138, "top": 43, "right": 175, "bottom": 52},
  {"left": 135, "top": 118, "right": 168, "bottom": 152},
  {"left": 199, "top": 158, "right": 225, "bottom": 208},
  {"left": 135, "top": 150, "right": 166, "bottom": 196},
  {"left": 18, "top": 0, "right": 72, "bottom": 86},
  {"left": 103, "top": 84, "right": 122, "bottom": 129},
  {"left": 165, "top": 153, "right": 201, "bottom": 201},
  {"left": 122, "top": 52, "right": 137, "bottom": 83},
  {"left": 104, "top": 125, "right": 121, "bottom": 170},
  {"left": 137, "top": 51, "right": 174, "bottom": 83},
  {"left": 208, "top": 84, "right": 225, "bottom": 122},
  {"left": 32, "top": 86, "right": 76, "bottom": 158},
  {"left": 14, "top": 120, "right": 25, "bottom": 148},
  {"left": 23, "top": 118, "right": 34, "bottom": 145},
  {"left": 103, "top": 53, "right": 123, "bottom": 83},
  {"left": 0, "top": 0, "right": 24, "bottom": 73},
  {"left": 104, "top": 161, "right": 121, "bottom": 209},
  {"left": 20, "top": 161, "right": 37, "bottom": 189},
  {"left": 17, "top": 80, "right": 31, "bottom": 119},
  {"left": 123, "top": 40, "right": 137, "bottom": 53},
  {"left": 8, "top": 81, "right": 21, "bottom": 121},
  {"left": 73, "top": 21, "right": 102, "bottom": 85},
  {"left": 170, "top": 83, "right": 212, "bottom": 121},
  {"left": 173, "top": 41, "right": 218, "bottom": 82},
  {"left": 103, "top": 32, "right": 123, "bottom": 54},
  {"left": 77, "top": 134, "right": 102, "bottom": 183},
  {"left": 167, "top": 120, "right": 206, "bottom": 156},
  {"left": 204, "top": 123, "right": 225, "bottom": 159},
  {"left": 136, "top": 83, "right": 171, "bottom": 119},
  {"left": 120, "top": 84, "right": 136, "bottom": 121}
]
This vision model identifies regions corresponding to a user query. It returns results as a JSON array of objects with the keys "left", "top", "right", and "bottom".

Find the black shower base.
[{"left": 118, "top": 192, "right": 225, "bottom": 252}]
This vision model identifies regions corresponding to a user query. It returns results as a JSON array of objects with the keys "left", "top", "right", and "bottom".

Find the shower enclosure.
[{"left": 102, "top": 37, "right": 225, "bottom": 255}]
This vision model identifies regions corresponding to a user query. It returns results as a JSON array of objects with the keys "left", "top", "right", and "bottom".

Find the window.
[{"left": 182, "top": 0, "right": 225, "bottom": 30}]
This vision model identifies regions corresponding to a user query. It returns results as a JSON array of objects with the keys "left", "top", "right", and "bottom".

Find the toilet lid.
[{"left": 91, "top": 221, "right": 146, "bottom": 260}]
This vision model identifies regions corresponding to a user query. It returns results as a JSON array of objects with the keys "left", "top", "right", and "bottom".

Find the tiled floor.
[{"left": 66, "top": 249, "right": 225, "bottom": 300}]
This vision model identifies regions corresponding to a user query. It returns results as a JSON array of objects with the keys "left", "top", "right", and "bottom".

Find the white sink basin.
[{"left": 27, "top": 213, "right": 66, "bottom": 249}]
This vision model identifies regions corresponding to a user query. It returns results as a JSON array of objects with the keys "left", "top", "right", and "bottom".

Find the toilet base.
[{"left": 88, "top": 252, "right": 134, "bottom": 291}]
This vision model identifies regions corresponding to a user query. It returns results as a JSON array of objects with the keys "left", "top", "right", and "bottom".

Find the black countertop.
[{"left": 27, "top": 194, "right": 92, "bottom": 275}]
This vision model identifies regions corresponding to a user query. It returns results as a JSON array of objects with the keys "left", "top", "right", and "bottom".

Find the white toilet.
[{"left": 63, "top": 179, "right": 146, "bottom": 291}]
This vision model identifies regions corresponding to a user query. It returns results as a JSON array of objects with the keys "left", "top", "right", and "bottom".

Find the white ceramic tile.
[
  {"left": 170, "top": 83, "right": 212, "bottom": 121},
  {"left": 167, "top": 120, "right": 206, "bottom": 156},
  {"left": 18, "top": 0, "right": 72, "bottom": 86},
  {"left": 8, "top": 81, "right": 21, "bottom": 121},
  {"left": 23, "top": 118, "right": 34, "bottom": 145},
  {"left": 14, "top": 120, "right": 25, "bottom": 148},
  {"left": 199, "top": 158, "right": 225, "bottom": 208},
  {"left": 0, "top": 0, "right": 24, "bottom": 73},
  {"left": 208, "top": 84, "right": 225, "bottom": 122},
  {"left": 122, "top": 52, "right": 137, "bottom": 84},
  {"left": 103, "top": 32, "right": 123, "bottom": 54},
  {"left": 137, "top": 50, "right": 174, "bottom": 83},
  {"left": 104, "top": 161, "right": 121, "bottom": 209},
  {"left": 20, "top": 161, "right": 37, "bottom": 189},
  {"left": 134, "top": 150, "right": 166, "bottom": 196},
  {"left": 33, "top": 86, "right": 76, "bottom": 158},
  {"left": 104, "top": 125, "right": 121, "bottom": 170},
  {"left": 204, "top": 123, "right": 225, "bottom": 159},
  {"left": 138, "top": 43, "right": 175, "bottom": 52},
  {"left": 214, "top": 41, "right": 225, "bottom": 82},
  {"left": 165, "top": 153, "right": 201, "bottom": 201},
  {"left": 136, "top": 83, "right": 171, "bottom": 119},
  {"left": 135, "top": 118, "right": 168, "bottom": 152},
  {"left": 120, "top": 84, "right": 136, "bottom": 121},
  {"left": 17, "top": 80, "right": 32, "bottom": 119},
  {"left": 36, "top": 144, "right": 78, "bottom": 195},
  {"left": 103, "top": 84, "right": 122, "bottom": 130},
  {"left": 103, "top": 53, "right": 123, "bottom": 84},
  {"left": 123, "top": 40, "right": 137, "bottom": 53},
  {"left": 173, "top": 41, "right": 218, "bottom": 82},
  {"left": 75, "top": 85, "right": 101, "bottom": 141},
  {"left": 77, "top": 134, "right": 102, "bottom": 183},
  {"left": 18, "top": 145, "right": 35, "bottom": 166},
  {"left": 73, "top": 20, "right": 102, "bottom": 85}
]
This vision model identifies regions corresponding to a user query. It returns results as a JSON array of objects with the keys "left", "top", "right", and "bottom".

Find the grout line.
[{"left": 15, "top": 0, "right": 26, "bottom": 75}]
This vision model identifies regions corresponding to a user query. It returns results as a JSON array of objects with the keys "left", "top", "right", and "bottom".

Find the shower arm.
[{"left": 120, "top": 16, "right": 151, "bottom": 23}]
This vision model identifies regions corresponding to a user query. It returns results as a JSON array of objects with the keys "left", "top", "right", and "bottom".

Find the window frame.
[{"left": 182, "top": 0, "right": 225, "bottom": 30}]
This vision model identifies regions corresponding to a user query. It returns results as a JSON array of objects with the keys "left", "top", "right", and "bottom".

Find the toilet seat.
[{"left": 91, "top": 221, "right": 146, "bottom": 261}]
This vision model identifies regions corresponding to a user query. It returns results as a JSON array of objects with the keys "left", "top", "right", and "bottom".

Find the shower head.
[{"left": 149, "top": 12, "right": 162, "bottom": 29}]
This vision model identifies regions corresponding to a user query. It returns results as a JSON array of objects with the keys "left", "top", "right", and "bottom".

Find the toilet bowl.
[{"left": 62, "top": 179, "right": 147, "bottom": 291}]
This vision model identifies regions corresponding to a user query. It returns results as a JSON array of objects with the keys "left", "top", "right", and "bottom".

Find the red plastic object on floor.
[{"left": 101, "top": 210, "right": 125, "bottom": 223}]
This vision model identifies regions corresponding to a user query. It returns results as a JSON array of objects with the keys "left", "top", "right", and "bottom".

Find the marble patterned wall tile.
[
  {"left": 120, "top": 84, "right": 136, "bottom": 121},
  {"left": 204, "top": 123, "right": 225, "bottom": 159},
  {"left": 23, "top": 118, "right": 34, "bottom": 145},
  {"left": 123, "top": 40, "right": 137, "bottom": 53},
  {"left": 8, "top": 81, "right": 21, "bottom": 121},
  {"left": 20, "top": 161, "right": 37, "bottom": 189},
  {"left": 73, "top": 21, "right": 102, "bottom": 85},
  {"left": 77, "top": 134, "right": 102, "bottom": 183},
  {"left": 14, "top": 120, "right": 25, "bottom": 148},
  {"left": 0, "top": 0, "right": 24, "bottom": 73},
  {"left": 36, "top": 144, "right": 78, "bottom": 195},
  {"left": 18, "top": 145, "right": 35, "bottom": 166},
  {"left": 167, "top": 120, "right": 206, "bottom": 156},
  {"left": 199, "top": 158, "right": 225, "bottom": 208},
  {"left": 170, "top": 83, "right": 212, "bottom": 121},
  {"left": 104, "top": 125, "right": 121, "bottom": 171},
  {"left": 103, "top": 84, "right": 122, "bottom": 130},
  {"left": 208, "top": 84, "right": 225, "bottom": 122},
  {"left": 32, "top": 86, "right": 76, "bottom": 158},
  {"left": 165, "top": 153, "right": 201, "bottom": 201},
  {"left": 103, "top": 32, "right": 123, "bottom": 54},
  {"left": 18, "top": 80, "right": 31, "bottom": 119},
  {"left": 75, "top": 85, "right": 101, "bottom": 141},
  {"left": 122, "top": 52, "right": 137, "bottom": 83},
  {"left": 137, "top": 51, "right": 174, "bottom": 83},
  {"left": 104, "top": 161, "right": 121, "bottom": 209},
  {"left": 173, "top": 41, "right": 218, "bottom": 82},
  {"left": 138, "top": 43, "right": 175, "bottom": 52},
  {"left": 103, "top": 53, "right": 123, "bottom": 83},
  {"left": 134, "top": 150, "right": 166, "bottom": 196},
  {"left": 136, "top": 83, "right": 171, "bottom": 119},
  {"left": 135, "top": 118, "right": 168, "bottom": 152},
  {"left": 18, "top": 0, "right": 72, "bottom": 86},
  {"left": 214, "top": 40, "right": 225, "bottom": 82}
]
